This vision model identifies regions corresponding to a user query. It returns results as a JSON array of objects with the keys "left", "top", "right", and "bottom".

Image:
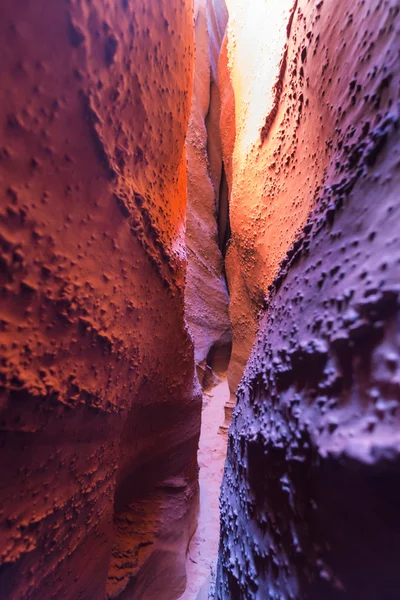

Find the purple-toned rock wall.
[{"left": 216, "top": 1, "right": 400, "bottom": 598}]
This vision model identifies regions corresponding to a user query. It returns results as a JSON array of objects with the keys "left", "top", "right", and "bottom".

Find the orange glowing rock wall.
[
  {"left": 185, "top": 0, "right": 231, "bottom": 390},
  {"left": 220, "top": 0, "right": 311, "bottom": 403},
  {"left": 0, "top": 1, "right": 199, "bottom": 599},
  {"left": 217, "top": 0, "right": 400, "bottom": 597}
]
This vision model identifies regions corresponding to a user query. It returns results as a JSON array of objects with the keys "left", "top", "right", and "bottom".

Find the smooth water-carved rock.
[{"left": 185, "top": 0, "right": 231, "bottom": 390}]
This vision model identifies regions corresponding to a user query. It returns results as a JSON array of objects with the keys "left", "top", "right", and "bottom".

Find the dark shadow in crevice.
[
  {"left": 217, "top": 162, "right": 231, "bottom": 258},
  {"left": 206, "top": 335, "right": 232, "bottom": 375}
]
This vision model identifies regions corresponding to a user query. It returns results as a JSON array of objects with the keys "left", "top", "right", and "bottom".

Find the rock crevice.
[{"left": 185, "top": 0, "right": 232, "bottom": 392}]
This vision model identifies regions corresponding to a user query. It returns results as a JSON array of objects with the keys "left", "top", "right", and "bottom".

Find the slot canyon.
[{"left": 0, "top": 0, "right": 400, "bottom": 598}]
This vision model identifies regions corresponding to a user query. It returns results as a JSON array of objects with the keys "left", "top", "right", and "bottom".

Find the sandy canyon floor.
[{"left": 178, "top": 377, "right": 229, "bottom": 600}]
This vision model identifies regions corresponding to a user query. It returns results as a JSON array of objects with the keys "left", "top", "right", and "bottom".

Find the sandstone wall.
[
  {"left": 217, "top": 0, "right": 400, "bottom": 597},
  {"left": 185, "top": 0, "right": 231, "bottom": 390},
  {"left": 220, "top": 0, "right": 296, "bottom": 403},
  {"left": 0, "top": 1, "right": 199, "bottom": 599}
]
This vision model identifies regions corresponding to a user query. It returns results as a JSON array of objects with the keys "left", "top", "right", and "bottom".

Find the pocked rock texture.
[
  {"left": 0, "top": 1, "right": 200, "bottom": 599},
  {"left": 185, "top": 0, "right": 231, "bottom": 390},
  {"left": 219, "top": 0, "right": 297, "bottom": 422},
  {"left": 217, "top": 0, "right": 400, "bottom": 598}
]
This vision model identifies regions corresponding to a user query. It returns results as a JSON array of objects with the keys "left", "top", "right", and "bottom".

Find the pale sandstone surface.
[{"left": 185, "top": 0, "right": 231, "bottom": 390}]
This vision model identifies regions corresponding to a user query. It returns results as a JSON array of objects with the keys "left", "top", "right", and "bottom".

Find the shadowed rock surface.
[{"left": 216, "top": 0, "right": 400, "bottom": 597}]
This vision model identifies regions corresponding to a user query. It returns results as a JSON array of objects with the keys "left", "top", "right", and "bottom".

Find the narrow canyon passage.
[
  {"left": 1, "top": 1, "right": 400, "bottom": 600},
  {"left": 179, "top": 377, "right": 229, "bottom": 600}
]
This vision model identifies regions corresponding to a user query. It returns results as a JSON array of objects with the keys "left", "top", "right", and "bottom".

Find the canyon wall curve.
[
  {"left": 185, "top": 0, "right": 231, "bottom": 392},
  {"left": 0, "top": 1, "right": 200, "bottom": 599},
  {"left": 216, "top": 0, "right": 400, "bottom": 597},
  {"left": 219, "top": 0, "right": 299, "bottom": 425}
]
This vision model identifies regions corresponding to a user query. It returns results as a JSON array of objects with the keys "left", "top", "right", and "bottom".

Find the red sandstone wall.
[
  {"left": 217, "top": 0, "right": 400, "bottom": 597},
  {"left": 185, "top": 0, "right": 231, "bottom": 389},
  {"left": 0, "top": 1, "right": 199, "bottom": 599}
]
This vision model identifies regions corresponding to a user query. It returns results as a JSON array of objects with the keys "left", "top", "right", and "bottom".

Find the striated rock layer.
[
  {"left": 0, "top": 1, "right": 199, "bottom": 599},
  {"left": 185, "top": 0, "right": 231, "bottom": 390},
  {"left": 217, "top": 0, "right": 400, "bottom": 598}
]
